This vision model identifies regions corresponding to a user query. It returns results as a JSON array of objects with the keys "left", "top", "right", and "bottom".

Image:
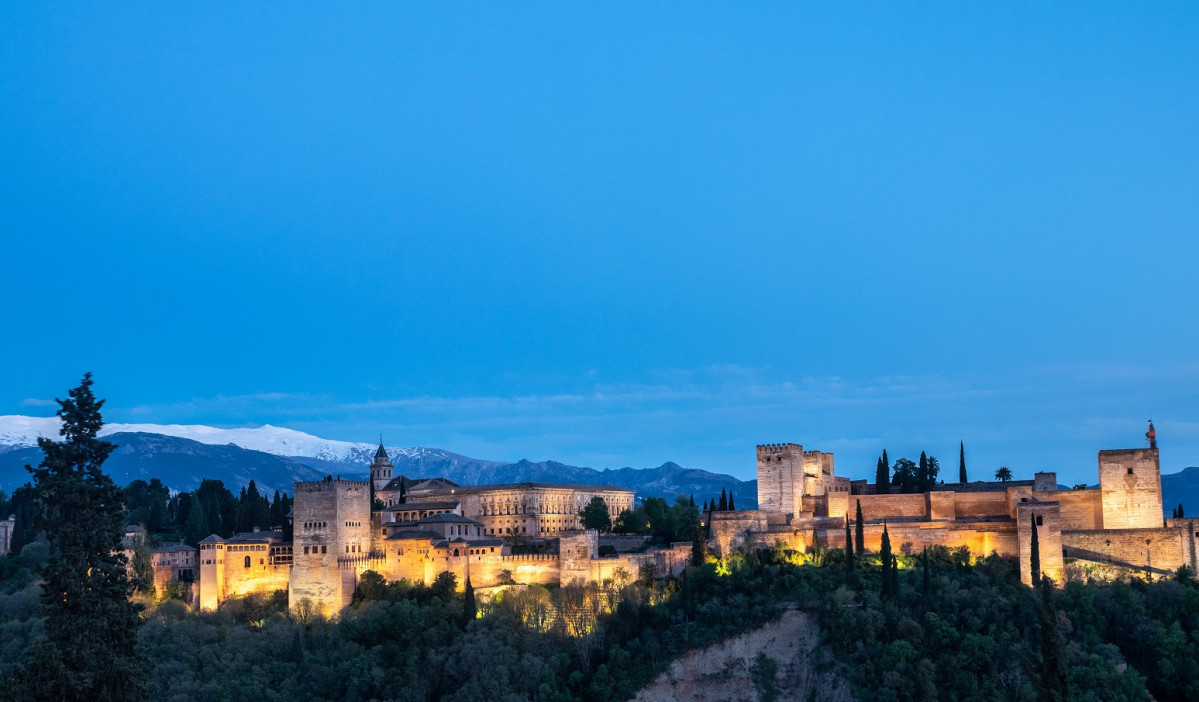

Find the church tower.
[{"left": 370, "top": 440, "right": 393, "bottom": 492}]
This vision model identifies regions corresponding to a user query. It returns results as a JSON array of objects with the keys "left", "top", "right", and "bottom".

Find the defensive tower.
[{"left": 290, "top": 476, "right": 372, "bottom": 616}]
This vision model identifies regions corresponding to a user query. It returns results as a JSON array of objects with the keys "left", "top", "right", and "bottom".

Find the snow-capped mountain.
[
  {"left": 0, "top": 415, "right": 757, "bottom": 505},
  {"left": 0, "top": 415, "right": 435, "bottom": 465}
]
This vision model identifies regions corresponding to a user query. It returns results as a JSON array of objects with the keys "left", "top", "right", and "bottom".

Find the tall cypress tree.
[
  {"left": 8, "top": 374, "right": 144, "bottom": 700},
  {"left": 1030, "top": 514, "right": 1041, "bottom": 586},
  {"left": 959, "top": 441, "right": 967, "bottom": 483},
  {"left": 462, "top": 576, "right": 477, "bottom": 626},
  {"left": 918, "top": 451, "right": 930, "bottom": 493},
  {"left": 875, "top": 456, "right": 889, "bottom": 494},
  {"left": 844, "top": 516, "right": 854, "bottom": 572},
  {"left": 922, "top": 546, "right": 930, "bottom": 595},
  {"left": 727, "top": 493, "right": 735, "bottom": 511},
  {"left": 855, "top": 499, "right": 865, "bottom": 555},
  {"left": 880, "top": 523, "right": 895, "bottom": 598},
  {"left": 718, "top": 488, "right": 728, "bottom": 511}
]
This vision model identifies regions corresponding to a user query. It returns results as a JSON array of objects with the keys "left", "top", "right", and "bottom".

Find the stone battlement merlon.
[
  {"left": 756, "top": 442, "right": 802, "bottom": 453},
  {"left": 294, "top": 478, "right": 371, "bottom": 491}
]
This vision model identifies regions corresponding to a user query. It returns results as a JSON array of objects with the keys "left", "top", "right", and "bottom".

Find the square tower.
[
  {"left": 757, "top": 443, "right": 805, "bottom": 517},
  {"left": 290, "top": 477, "right": 372, "bottom": 617},
  {"left": 1097, "top": 449, "right": 1163, "bottom": 530}
]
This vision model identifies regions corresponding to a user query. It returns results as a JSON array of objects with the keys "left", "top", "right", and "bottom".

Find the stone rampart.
[{"left": 1063, "top": 527, "right": 1192, "bottom": 575}]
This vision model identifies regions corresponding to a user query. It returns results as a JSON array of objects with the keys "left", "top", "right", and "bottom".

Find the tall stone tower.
[
  {"left": 757, "top": 443, "right": 836, "bottom": 518},
  {"left": 1097, "top": 448, "right": 1163, "bottom": 530},
  {"left": 757, "top": 443, "right": 805, "bottom": 517},
  {"left": 290, "top": 477, "right": 372, "bottom": 617},
  {"left": 370, "top": 440, "right": 393, "bottom": 492}
]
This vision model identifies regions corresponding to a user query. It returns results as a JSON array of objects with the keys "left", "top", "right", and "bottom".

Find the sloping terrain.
[{"left": 633, "top": 608, "right": 852, "bottom": 702}]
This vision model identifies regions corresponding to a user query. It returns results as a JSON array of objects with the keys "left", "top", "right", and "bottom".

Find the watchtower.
[
  {"left": 1097, "top": 448, "right": 1163, "bottom": 530},
  {"left": 290, "top": 476, "right": 372, "bottom": 617}
]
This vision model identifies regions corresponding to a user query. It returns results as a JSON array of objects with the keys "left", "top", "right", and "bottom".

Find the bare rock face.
[{"left": 632, "top": 608, "right": 854, "bottom": 702}]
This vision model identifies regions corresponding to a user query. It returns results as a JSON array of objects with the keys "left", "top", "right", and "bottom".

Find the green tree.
[
  {"left": 879, "top": 523, "right": 895, "bottom": 598},
  {"left": 581, "top": 496, "right": 612, "bottom": 532},
  {"left": 917, "top": 452, "right": 930, "bottom": 492},
  {"left": 1029, "top": 514, "right": 1041, "bottom": 586},
  {"left": 995, "top": 466, "right": 1013, "bottom": 482},
  {"left": 462, "top": 576, "right": 477, "bottom": 625},
  {"left": 642, "top": 497, "right": 673, "bottom": 542},
  {"left": 855, "top": 499, "right": 865, "bottom": 554},
  {"left": 926, "top": 455, "right": 940, "bottom": 488},
  {"left": 727, "top": 493, "right": 735, "bottom": 510},
  {"left": 959, "top": 441, "right": 967, "bottom": 483},
  {"left": 891, "top": 458, "right": 917, "bottom": 493},
  {"left": 844, "top": 516, "right": 854, "bottom": 577},
  {"left": 874, "top": 456, "right": 889, "bottom": 494},
  {"left": 130, "top": 524, "right": 155, "bottom": 595},
  {"left": 7, "top": 374, "right": 144, "bottom": 700},
  {"left": 718, "top": 488, "right": 728, "bottom": 511}
]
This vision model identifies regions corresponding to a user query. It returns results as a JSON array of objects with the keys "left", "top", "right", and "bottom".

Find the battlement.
[
  {"left": 757, "top": 443, "right": 802, "bottom": 455},
  {"left": 499, "top": 553, "right": 559, "bottom": 563},
  {"left": 295, "top": 478, "right": 370, "bottom": 491}
]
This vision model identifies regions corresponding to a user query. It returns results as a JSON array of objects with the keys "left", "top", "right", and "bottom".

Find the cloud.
[
  {"left": 20, "top": 398, "right": 56, "bottom": 407},
  {"left": 100, "top": 362, "right": 1199, "bottom": 485}
]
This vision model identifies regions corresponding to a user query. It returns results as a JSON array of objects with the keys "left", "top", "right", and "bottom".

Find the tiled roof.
[
  {"left": 419, "top": 513, "right": 480, "bottom": 525},
  {"left": 199, "top": 534, "right": 226, "bottom": 544}
]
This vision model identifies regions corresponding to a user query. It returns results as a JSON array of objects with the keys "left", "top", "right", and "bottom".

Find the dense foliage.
[{"left": 5, "top": 374, "right": 144, "bottom": 701}]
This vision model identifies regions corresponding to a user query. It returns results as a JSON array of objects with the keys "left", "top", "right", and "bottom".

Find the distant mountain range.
[
  {"left": 0, "top": 416, "right": 757, "bottom": 507},
  {"left": 3, "top": 415, "right": 1194, "bottom": 517}
]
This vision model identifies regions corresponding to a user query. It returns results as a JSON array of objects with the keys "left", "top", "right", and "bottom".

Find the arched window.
[
  {"left": 244, "top": 556, "right": 251, "bottom": 568},
  {"left": 453, "top": 548, "right": 459, "bottom": 557}
]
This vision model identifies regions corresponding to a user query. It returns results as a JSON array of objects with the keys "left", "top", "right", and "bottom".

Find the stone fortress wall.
[{"left": 715, "top": 440, "right": 1192, "bottom": 588}]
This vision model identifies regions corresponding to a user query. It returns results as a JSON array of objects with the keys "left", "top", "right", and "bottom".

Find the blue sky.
[{"left": 2, "top": 4, "right": 1197, "bottom": 485}]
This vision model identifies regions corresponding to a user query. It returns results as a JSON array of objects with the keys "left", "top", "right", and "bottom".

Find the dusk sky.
[{"left": 2, "top": 5, "right": 1197, "bottom": 485}]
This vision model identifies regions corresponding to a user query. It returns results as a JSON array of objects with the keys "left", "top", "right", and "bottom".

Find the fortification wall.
[
  {"left": 1033, "top": 490, "right": 1103, "bottom": 530},
  {"left": 1017, "top": 502, "right": 1065, "bottom": 586},
  {"left": 954, "top": 492, "right": 1009, "bottom": 519},
  {"left": 1098, "top": 449, "right": 1163, "bottom": 530},
  {"left": 710, "top": 510, "right": 775, "bottom": 556},
  {"left": 854, "top": 494, "right": 928, "bottom": 521},
  {"left": 1063, "top": 527, "right": 1192, "bottom": 574}
]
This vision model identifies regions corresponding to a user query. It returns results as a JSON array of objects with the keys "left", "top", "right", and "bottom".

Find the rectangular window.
[{"left": 1035, "top": 515, "right": 1043, "bottom": 526}]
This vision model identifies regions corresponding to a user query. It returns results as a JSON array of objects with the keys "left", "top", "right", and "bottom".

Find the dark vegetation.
[{"left": 2, "top": 383, "right": 1196, "bottom": 700}]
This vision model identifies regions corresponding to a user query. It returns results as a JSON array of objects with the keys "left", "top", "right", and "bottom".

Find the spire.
[{"left": 374, "top": 437, "right": 389, "bottom": 461}]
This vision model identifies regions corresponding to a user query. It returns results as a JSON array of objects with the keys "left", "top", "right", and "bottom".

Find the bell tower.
[{"left": 370, "top": 439, "right": 393, "bottom": 491}]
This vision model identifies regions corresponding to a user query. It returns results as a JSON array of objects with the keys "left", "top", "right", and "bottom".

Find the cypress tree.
[
  {"left": 1178, "top": 503, "right": 1185, "bottom": 519},
  {"left": 399, "top": 477, "right": 407, "bottom": 504},
  {"left": 922, "top": 546, "right": 930, "bottom": 595},
  {"left": 855, "top": 500, "right": 865, "bottom": 555},
  {"left": 880, "top": 523, "right": 894, "bottom": 598},
  {"left": 1036, "top": 577, "right": 1071, "bottom": 701},
  {"left": 718, "top": 488, "right": 728, "bottom": 511},
  {"left": 844, "top": 516, "right": 854, "bottom": 571},
  {"left": 728, "top": 493, "right": 735, "bottom": 511},
  {"left": 918, "top": 451, "right": 930, "bottom": 492},
  {"left": 959, "top": 441, "right": 967, "bottom": 483},
  {"left": 891, "top": 552, "right": 900, "bottom": 597},
  {"left": 462, "top": 576, "right": 477, "bottom": 626},
  {"left": 875, "top": 456, "right": 889, "bottom": 494},
  {"left": 8, "top": 374, "right": 144, "bottom": 700},
  {"left": 1030, "top": 514, "right": 1041, "bottom": 586}
]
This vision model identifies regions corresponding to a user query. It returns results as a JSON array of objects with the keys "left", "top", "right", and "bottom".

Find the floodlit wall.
[{"left": 1098, "top": 449, "right": 1163, "bottom": 530}]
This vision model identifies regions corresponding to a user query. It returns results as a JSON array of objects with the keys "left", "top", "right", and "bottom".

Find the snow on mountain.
[
  {"left": 0, "top": 415, "right": 428, "bottom": 464},
  {"left": 0, "top": 416, "right": 64, "bottom": 447}
]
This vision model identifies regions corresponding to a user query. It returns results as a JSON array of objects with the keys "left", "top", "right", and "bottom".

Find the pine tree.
[
  {"left": 855, "top": 500, "right": 865, "bottom": 555},
  {"left": 1030, "top": 514, "right": 1041, "bottom": 586},
  {"left": 959, "top": 441, "right": 967, "bottom": 483},
  {"left": 8, "top": 374, "right": 144, "bottom": 700},
  {"left": 875, "top": 456, "right": 889, "bottom": 494},
  {"left": 718, "top": 488, "right": 728, "bottom": 511},
  {"left": 462, "top": 576, "right": 477, "bottom": 626}
]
